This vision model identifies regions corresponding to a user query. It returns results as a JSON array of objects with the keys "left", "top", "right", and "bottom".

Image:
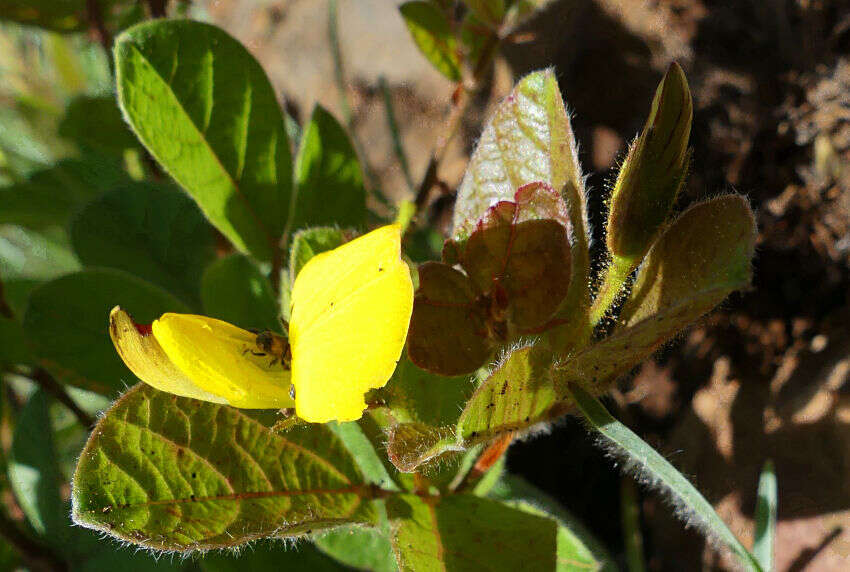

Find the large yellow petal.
[
  {"left": 109, "top": 306, "right": 227, "bottom": 404},
  {"left": 152, "top": 314, "right": 294, "bottom": 409},
  {"left": 290, "top": 224, "right": 414, "bottom": 422}
]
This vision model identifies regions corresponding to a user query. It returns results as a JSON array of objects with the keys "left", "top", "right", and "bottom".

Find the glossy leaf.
[
  {"left": 291, "top": 106, "right": 366, "bottom": 231},
  {"left": 619, "top": 194, "right": 756, "bottom": 326},
  {"left": 568, "top": 384, "right": 762, "bottom": 571},
  {"left": 115, "top": 20, "right": 292, "bottom": 261},
  {"left": 72, "top": 383, "right": 380, "bottom": 551},
  {"left": 607, "top": 62, "right": 692, "bottom": 263},
  {"left": 289, "top": 226, "right": 348, "bottom": 280},
  {"left": 399, "top": 2, "right": 462, "bottom": 82},
  {"left": 387, "top": 494, "right": 559, "bottom": 571},
  {"left": 71, "top": 182, "right": 215, "bottom": 306},
  {"left": 23, "top": 269, "right": 189, "bottom": 395},
  {"left": 201, "top": 254, "right": 280, "bottom": 332},
  {"left": 457, "top": 345, "right": 561, "bottom": 445}
]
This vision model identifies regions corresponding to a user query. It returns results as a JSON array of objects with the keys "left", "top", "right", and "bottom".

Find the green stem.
[
  {"left": 587, "top": 256, "right": 633, "bottom": 328},
  {"left": 621, "top": 478, "right": 646, "bottom": 572}
]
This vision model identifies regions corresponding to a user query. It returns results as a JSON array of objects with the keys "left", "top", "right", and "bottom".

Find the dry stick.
[
  {"left": 29, "top": 368, "right": 96, "bottom": 429},
  {"left": 0, "top": 510, "right": 68, "bottom": 572}
]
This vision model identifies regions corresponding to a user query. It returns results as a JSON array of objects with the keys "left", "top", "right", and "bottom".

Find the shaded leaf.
[
  {"left": 387, "top": 494, "right": 559, "bottom": 571},
  {"left": 23, "top": 269, "right": 189, "bottom": 395},
  {"left": 0, "top": 0, "right": 87, "bottom": 31},
  {"left": 0, "top": 225, "right": 79, "bottom": 281},
  {"left": 200, "top": 539, "right": 346, "bottom": 572},
  {"left": 463, "top": 0, "right": 505, "bottom": 26},
  {"left": 291, "top": 107, "right": 366, "bottom": 232},
  {"left": 328, "top": 420, "right": 401, "bottom": 490},
  {"left": 754, "top": 460, "right": 777, "bottom": 572},
  {"left": 0, "top": 158, "right": 129, "bottom": 228},
  {"left": 607, "top": 62, "right": 692, "bottom": 263},
  {"left": 0, "top": 317, "right": 32, "bottom": 366},
  {"left": 620, "top": 194, "right": 756, "bottom": 326},
  {"left": 115, "top": 20, "right": 292, "bottom": 261},
  {"left": 71, "top": 182, "right": 216, "bottom": 306},
  {"left": 59, "top": 95, "right": 139, "bottom": 157},
  {"left": 387, "top": 422, "right": 461, "bottom": 473},
  {"left": 399, "top": 2, "right": 462, "bottom": 82},
  {"left": 201, "top": 254, "right": 280, "bottom": 332},
  {"left": 457, "top": 345, "right": 561, "bottom": 444},
  {"left": 289, "top": 226, "right": 348, "bottom": 280},
  {"left": 315, "top": 522, "right": 398, "bottom": 572},
  {"left": 72, "top": 383, "right": 380, "bottom": 551},
  {"left": 567, "top": 384, "right": 761, "bottom": 571}
]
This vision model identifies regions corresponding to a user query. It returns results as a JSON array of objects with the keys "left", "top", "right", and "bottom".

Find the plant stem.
[
  {"left": 29, "top": 368, "right": 95, "bottom": 429},
  {"left": 85, "top": 0, "right": 113, "bottom": 55},
  {"left": 0, "top": 509, "right": 67, "bottom": 571},
  {"left": 587, "top": 256, "right": 633, "bottom": 329}
]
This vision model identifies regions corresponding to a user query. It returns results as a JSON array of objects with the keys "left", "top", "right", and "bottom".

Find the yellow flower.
[{"left": 109, "top": 224, "right": 414, "bottom": 422}]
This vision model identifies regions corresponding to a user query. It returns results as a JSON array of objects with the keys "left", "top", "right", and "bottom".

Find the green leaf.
[
  {"left": 387, "top": 422, "right": 462, "bottom": 473},
  {"left": 754, "top": 460, "right": 777, "bottom": 572},
  {"left": 0, "top": 317, "right": 32, "bottom": 366},
  {"left": 567, "top": 384, "right": 762, "bottom": 572},
  {"left": 0, "top": 158, "right": 129, "bottom": 228},
  {"left": 115, "top": 20, "right": 292, "bottom": 262},
  {"left": 457, "top": 345, "right": 560, "bottom": 444},
  {"left": 71, "top": 182, "right": 216, "bottom": 306},
  {"left": 291, "top": 107, "right": 366, "bottom": 231},
  {"left": 315, "top": 520, "right": 398, "bottom": 572},
  {"left": 399, "top": 2, "right": 462, "bottom": 82},
  {"left": 328, "top": 420, "right": 400, "bottom": 491},
  {"left": 23, "top": 269, "right": 189, "bottom": 395},
  {"left": 72, "top": 383, "right": 380, "bottom": 551},
  {"left": 463, "top": 0, "right": 505, "bottom": 26},
  {"left": 0, "top": 225, "right": 79, "bottom": 281},
  {"left": 201, "top": 254, "right": 280, "bottom": 332},
  {"left": 0, "top": 0, "right": 87, "bottom": 31},
  {"left": 200, "top": 539, "right": 346, "bottom": 572},
  {"left": 9, "top": 390, "right": 68, "bottom": 540},
  {"left": 452, "top": 70, "right": 589, "bottom": 341},
  {"left": 59, "top": 95, "right": 140, "bottom": 157},
  {"left": 387, "top": 493, "right": 560, "bottom": 571},
  {"left": 289, "top": 226, "right": 348, "bottom": 279},
  {"left": 619, "top": 194, "right": 756, "bottom": 326},
  {"left": 607, "top": 62, "right": 692, "bottom": 264}
]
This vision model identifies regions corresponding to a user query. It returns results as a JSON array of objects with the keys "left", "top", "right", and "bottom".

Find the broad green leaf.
[
  {"left": 289, "top": 226, "right": 348, "bottom": 279},
  {"left": 328, "top": 420, "right": 400, "bottom": 491},
  {"left": 457, "top": 345, "right": 560, "bottom": 444},
  {"left": 380, "top": 351, "right": 475, "bottom": 427},
  {"left": 487, "top": 475, "right": 616, "bottom": 570},
  {"left": 59, "top": 95, "right": 139, "bottom": 157},
  {"left": 619, "top": 195, "right": 756, "bottom": 326},
  {"left": 567, "top": 384, "right": 762, "bottom": 571},
  {"left": 754, "top": 460, "right": 777, "bottom": 572},
  {"left": 201, "top": 539, "right": 346, "bottom": 572},
  {"left": 291, "top": 107, "right": 366, "bottom": 231},
  {"left": 452, "top": 70, "right": 589, "bottom": 337},
  {"left": 463, "top": 0, "right": 505, "bottom": 26},
  {"left": 316, "top": 520, "right": 398, "bottom": 572},
  {"left": 399, "top": 2, "right": 462, "bottom": 82},
  {"left": 23, "top": 269, "right": 189, "bottom": 395},
  {"left": 201, "top": 254, "right": 280, "bottom": 332},
  {"left": 0, "top": 158, "right": 129, "bottom": 228},
  {"left": 387, "top": 422, "right": 462, "bottom": 473},
  {"left": 72, "top": 383, "right": 380, "bottom": 551},
  {"left": 115, "top": 20, "right": 292, "bottom": 261},
  {"left": 607, "top": 63, "right": 692, "bottom": 264},
  {"left": 71, "top": 182, "right": 216, "bottom": 306},
  {"left": 0, "top": 317, "right": 32, "bottom": 366},
  {"left": 387, "top": 494, "right": 559, "bottom": 571},
  {"left": 9, "top": 390, "right": 68, "bottom": 540}
]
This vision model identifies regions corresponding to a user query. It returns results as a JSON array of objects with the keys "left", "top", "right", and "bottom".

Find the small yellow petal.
[
  {"left": 290, "top": 224, "right": 414, "bottom": 423},
  {"left": 152, "top": 314, "right": 294, "bottom": 409},
  {"left": 108, "top": 306, "right": 227, "bottom": 404}
]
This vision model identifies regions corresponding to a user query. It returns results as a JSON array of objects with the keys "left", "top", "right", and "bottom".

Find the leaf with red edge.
[{"left": 407, "top": 262, "right": 490, "bottom": 376}]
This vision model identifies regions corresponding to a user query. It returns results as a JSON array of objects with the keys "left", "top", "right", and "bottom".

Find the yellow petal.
[
  {"left": 152, "top": 314, "right": 294, "bottom": 409},
  {"left": 109, "top": 306, "right": 228, "bottom": 404},
  {"left": 290, "top": 224, "right": 414, "bottom": 422}
]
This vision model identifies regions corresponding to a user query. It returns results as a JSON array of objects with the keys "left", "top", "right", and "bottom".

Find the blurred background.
[{"left": 1, "top": 0, "right": 849, "bottom": 570}]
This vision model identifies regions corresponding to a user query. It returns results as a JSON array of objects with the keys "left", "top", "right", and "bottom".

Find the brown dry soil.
[{"left": 205, "top": 1, "right": 850, "bottom": 569}]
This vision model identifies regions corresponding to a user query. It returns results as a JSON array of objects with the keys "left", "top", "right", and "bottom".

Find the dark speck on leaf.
[
  {"left": 190, "top": 494, "right": 196, "bottom": 501},
  {"left": 192, "top": 472, "right": 197, "bottom": 478}
]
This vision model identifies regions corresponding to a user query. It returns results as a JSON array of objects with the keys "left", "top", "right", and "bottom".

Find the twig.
[
  {"left": 0, "top": 510, "right": 67, "bottom": 571},
  {"left": 29, "top": 368, "right": 95, "bottom": 429},
  {"left": 85, "top": 0, "right": 113, "bottom": 55}
]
